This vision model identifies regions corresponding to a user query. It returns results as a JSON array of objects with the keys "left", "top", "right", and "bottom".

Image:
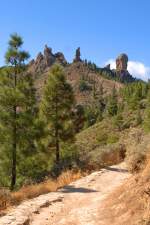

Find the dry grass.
[
  {"left": 76, "top": 119, "right": 126, "bottom": 171},
  {"left": 98, "top": 154, "right": 150, "bottom": 225},
  {"left": 125, "top": 130, "right": 150, "bottom": 173},
  {"left": 0, "top": 170, "right": 82, "bottom": 213}
]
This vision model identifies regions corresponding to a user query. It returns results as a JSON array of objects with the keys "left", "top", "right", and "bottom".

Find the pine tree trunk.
[
  {"left": 11, "top": 107, "right": 17, "bottom": 190},
  {"left": 55, "top": 129, "right": 60, "bottom": 164},
  {"left": 56, "top": 139, "right": 60, "bottom": 164},
  {"left": 11, "top": 69, "right": 17, "bottom": 190},
  {"left": 55, "top": 97, "right": 60, "bottom": 164}
]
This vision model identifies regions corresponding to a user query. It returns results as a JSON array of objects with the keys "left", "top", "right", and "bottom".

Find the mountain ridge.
[{"left": 28, "top": 45, "right": 137, "bottom": 105}]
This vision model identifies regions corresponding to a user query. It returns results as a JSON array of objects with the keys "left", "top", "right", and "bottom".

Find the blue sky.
[{"left": 0, "top": 0, "right": 150, "bottom": 80}]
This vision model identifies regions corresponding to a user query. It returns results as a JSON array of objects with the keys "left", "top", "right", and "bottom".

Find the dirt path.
[
  {"left": 0, "top": 163, "right": 130, "bottom": 225},
  {"left": 30, "top": 163, "right": 130, "bottom": 225}
]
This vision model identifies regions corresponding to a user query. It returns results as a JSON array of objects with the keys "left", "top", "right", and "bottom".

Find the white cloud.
[{"left": 104, "top": 59, "right": 150, "bottom": 81}]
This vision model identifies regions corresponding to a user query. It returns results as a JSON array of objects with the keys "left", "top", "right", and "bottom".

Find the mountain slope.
[
  {"left": 28, "top": 46, "right": 137, "bottom": 105},
  {"left": 34, "top": 61, "right": 123, "bottom": 105}
]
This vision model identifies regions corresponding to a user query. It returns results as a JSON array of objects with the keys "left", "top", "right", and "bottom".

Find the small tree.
[
  {"left": 135, "top": 109, "right": 142, "bottom": 126},
  {"left": 40, "top": 64, "right": 75, "bottom": 164},
  {"left": 107, "top": 86, "right": 118, "bottom": 116},
  {"left": 144, "top": 89, "right": 150, "bottom": 132},
  {"left": 113, "top": 112, "right": 124, "bottom": 131},
  {"left": 0, "top": 33, "right": 37, "bottom": 189}
]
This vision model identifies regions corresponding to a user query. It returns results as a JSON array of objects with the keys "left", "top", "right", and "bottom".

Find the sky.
[{"left": 0, "top": 0, "right": 150, "bottom": 80}]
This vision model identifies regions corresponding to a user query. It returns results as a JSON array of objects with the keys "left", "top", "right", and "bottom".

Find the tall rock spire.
[{"left": 73, "top": 47, "right": 82, "bottom": 63}]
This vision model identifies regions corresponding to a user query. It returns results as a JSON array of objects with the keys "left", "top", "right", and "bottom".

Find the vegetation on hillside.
[
  {"left": 84, "top": 60, "right": 137, "bottom": 83},
  {"left": 0, "top": 33, "right": 150, "bottom": 208}
]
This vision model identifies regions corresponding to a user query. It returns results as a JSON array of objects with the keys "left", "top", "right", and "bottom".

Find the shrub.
[
  {"left": 79, "top": 80, "right": 92, "bottom": 92},
  {"left": 11, "top": 170, "right": 81, "bottom": 204},
  {"left": 125, "top": 134, "right": 150, "bottom": 173},
  {"left": 107, "top": 134, "right": 119, "bottom": 144},
  {"left": 0, "top": 188, "right": 11, "bottom": 210},
  {"left": 96, "top": 131, "right": 108, "bottom": 145}
]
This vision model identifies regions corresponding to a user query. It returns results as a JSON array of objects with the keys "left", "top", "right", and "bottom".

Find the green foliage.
[
  {"left": 79, "top": 79, "right": 92, "bottom": 92},
  {"left": 84, "top": 106, "right": 98, "bottom": 127},
  {"left": 135, "top": 109, "right": 142, "bottom": 126},
  {"left": 107, "top": 87, "right": 118, "bottom": 116},
  {"left": 143, "top": 107, "right": 150, "bottom": 132},
  {"left": 113, "top": 112, "right": 124, "bottom": 131},
  {"left": 0, "top": 34, "right": 39, "bottom": 189},
  {"left": 96, "top": 130, "right": 108, "bottom": 145},
  {"left": 40, "top": 64, "right": 75, "bottom": 164},
  {"left": 1, "top": 34, "right": 150, "bottom": 190},
  {"left": 73, "top": 104, "right": 85, "bottom": 132},
  {"left": 121, "top": 81, "right": 148, "bottom": 110},
  {"left": 107, "top": 134, "right": 119, "bottom": 144}
]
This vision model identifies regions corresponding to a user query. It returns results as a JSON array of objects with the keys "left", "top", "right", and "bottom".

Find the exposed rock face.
[
  {"left": 101, "top": 53, "right": 135, "bottom": 83},
  {"left": 116, "top": 53, "right": 128, "bottom": 71},
  {"left": 73, "top": 47, "right": 82, "bottom": 63},
  {"left": 28, "top": 45, "right": 67, "bottom": 73},
  {"left": 55, "top": 52, "right": 67, "bottom": 65},
  {"left": 44, "top": 45, "right": 55, "bottom": 67},
  {"left": 115, "top": 53, "right": 132, "bottom": 79}
]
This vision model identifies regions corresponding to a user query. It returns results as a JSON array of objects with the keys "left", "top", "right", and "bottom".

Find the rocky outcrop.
[
  {"left": 55, "top": 52, "right": 67, "bottom": 65},
  {"left": 100, "top": 53, "right": 135, "bottom": 83},
  {"left": 115, "top": 53, "right": 131, "bottom": 79},
  {"left": 116, "top": 53, "right": 128, "bottom": 71},
  {"left": 44, "top": 45, "right": 55, "bottom": 67},
  {"left": 28, "top": 45, "right": 67, "bottom": 74},
  {"left": 73, "top": 47, "right": 82, "bottom": 63}
]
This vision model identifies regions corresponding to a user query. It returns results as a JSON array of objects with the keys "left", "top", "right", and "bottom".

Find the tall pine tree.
[
  {"left": 40, "top": 64, "right": 75, "bottom": 164},
  {"left": 0, "top": 34, "right": 37, "bottom": 189},
  {"left": 107, "top": 86, "right": 118, "bottom": 116}
]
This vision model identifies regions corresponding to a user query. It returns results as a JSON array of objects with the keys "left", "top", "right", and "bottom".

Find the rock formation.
[
  {"left": 73, "top": 47, "right": 82, "bottom": 63},
  {"left": 101, "top": 53, "right": 135, "bottom": 82},
  {"left": 28, "top": 45, "right": 67, "bottom": 73},
  {"left": 116, "top": 53, "right": 128, "bottom": 71},
  {"left": 115, "top": 53, "right": 132, "bottom": 80},
  {"left": 55, "top": 52, "right": 67, "bottom": 66},
  {"left": 44, "top": 45, "right": 55, "bottom": 67}
]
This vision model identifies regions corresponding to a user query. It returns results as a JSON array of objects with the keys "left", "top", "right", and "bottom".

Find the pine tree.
[
  {"left": 0, "top": 33, "right": 37, "bottom": 189},
  {"left": 135, "top": 109, "right": 142, "bottom": 125},
  {"left": 40, "top": 64, "right": 75, "bottom": 164},
  {"left": 144, "top": 89, "right": 150, "bottom": 132},
  {"left": 113, "top": 112, "right": 124, "bottom": 131},
  {"left": 73, "top": 104, "right": 85, "bottom": 132},
  {"left": 107, "top": 86, "right": 118, "bottom": 116}
]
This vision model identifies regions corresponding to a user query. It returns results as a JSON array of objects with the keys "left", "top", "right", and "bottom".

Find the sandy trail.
[{"left": 30, "top": 163, "right": 130, "bottom": 225}]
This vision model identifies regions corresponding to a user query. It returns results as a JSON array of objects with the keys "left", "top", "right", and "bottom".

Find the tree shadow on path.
[
  {"left": 104, "top": 166, "right": 128, "bottom": 173},
  {"left": 59, "top": 185, "right": 98, "bottom": 193}
]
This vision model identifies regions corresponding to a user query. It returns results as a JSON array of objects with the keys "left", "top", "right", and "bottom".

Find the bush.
[
  {"left": 0, "top": 188, "right": 11, "bottom": 210},
  {"left": 96, "top": 131, "right": 108, "bottom": 145},
  {"left": 79, "top": 80, "right": 92, "bottom": 92},
  {"left": 125, "top": 134, "right": 150, "bottom": 173},
  {"left": 107, "top": 134, "right": 119, "bottom": 144}
]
